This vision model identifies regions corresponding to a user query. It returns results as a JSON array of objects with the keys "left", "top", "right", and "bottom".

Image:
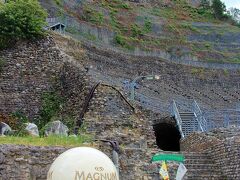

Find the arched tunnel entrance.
[{"left": 153, "top": 122, "right": 181, "bottom": 151}]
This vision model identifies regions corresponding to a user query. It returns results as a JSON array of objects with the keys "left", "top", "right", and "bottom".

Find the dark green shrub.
[
  {"left": 36, "top": 91, "right": 64, "bottom": 130},
  {"left": 115, "top": 33, "right": 126, "bottom": 46},
  {"left": 114, "top": 34, "right": 134, "bottom": 50},
  {"left": 131, "top": 24, "right": 143, "bottom": 38},
  {"left": 11, "top": 111, "right": 29, "bottom": 136},
  {"left": 200, "top": 0, "right": 211, "bottom": 9},
  {"left": 82, "top": 6, "right": 104, "bottom": 25},
  {"left": 0, "top": 0, "right": 47, "bottom": 48},
  {"left": 144, "top": 19, "right": 152, "bottom": 33},
  {"left": 211, "top": 0, "right": 226, "bottom": 20}
]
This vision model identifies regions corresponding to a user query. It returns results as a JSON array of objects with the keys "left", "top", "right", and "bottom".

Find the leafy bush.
[
  {"left": 131, "top": 24, "right": 143, "bottom": 38},
  {"left": 11, "top": 111, "right": 30, "bottom": 136},
  {"left": 114, "top": 34, "right": 134, "bottom": 50},
  {"left": 115, "top": 33, "right": 126, "bottom": 46},
  {"left": 200, "top": 0, "right": 211, "bottom": 9},
  {"left": 82, "top": 5, "right": 104, "bottom": 25},
  {"left": 227, "top": 8, "right": 240, "bottom": 27},
  {"left": 0, "top": 0, "right": 47, "bottom": 48},
  {"left": 36, "top": 91, "right": 64, "bottom": 130},
  {"left": 143, "top": 18, "right": 152, "bottom": 33},
  {"left": 54, "top": 0, "right": 63, "bottom": 7}
]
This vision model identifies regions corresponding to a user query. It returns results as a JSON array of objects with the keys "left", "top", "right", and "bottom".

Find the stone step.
[
  {"left": 179, "top": 112, "right": 195, "bottom": 115},
  {"left": 184, "top": 159, "right": 215, "bottom": 164},
  {"left": 185, "top": 168, "right": 222, "bottom": 174},
  {"left": 187, "top": 167, "right": 221, "bottom": 172},
  {"left": 184, "top": 155, "right": 212, "bottom": 160},
  {"left": 184, "top": 175, "right": 223, "bottom": 180},
  {"left": 180, "top": 116, "right": 195, "bottom": 119},
  {"left": 180, "top": 114, "right": 195, "bottom": 117},
  {"left": 154, "top": 152, "right": 223, "bottom": 179},
  {"left": 186, "top": 163, "right": 219, "bottom": 168}
]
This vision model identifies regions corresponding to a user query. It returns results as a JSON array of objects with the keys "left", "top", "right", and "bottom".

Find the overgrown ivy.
[{"left": 35, "top": 91, "right": 65, "bottom": 130}]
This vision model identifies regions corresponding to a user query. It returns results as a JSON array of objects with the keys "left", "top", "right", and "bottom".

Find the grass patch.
[
  {"left": 82, "top": 5, "right": 104, "bottom": 25},
  {"left": 191, "top": 68, "right": 205, "bottom": 75},
  {"left": 114, "top": 33, "right": 134, "bottom": 50},
  {"left": 180, "top": 22, "right": 200, "bottom": 33},
  {"left": 101, "top": 0, "right": 131, "bottom": 10},
  {"left": 151, "top": 7, "right": 177, "bottom": 19},
  {"left": 0, "top": 135, "right": 93, "bottom": 147}
]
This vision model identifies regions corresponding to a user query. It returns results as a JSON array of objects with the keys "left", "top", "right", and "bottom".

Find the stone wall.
[
  {"left": 83, "top": 84, "right": 156, "bottom": 148},
  {"left": 180, "top": 127, "right": 240, "bottom": 179},
  {"left": 180, "top": 132, "right": 220, "bottom": 152},
  {"left": 0, "top": 144, "right": 160, "bottom": 180},
  {"left": 0, "top": 37, "right": 63, "bottom": 119},
  {"left": 0, "top": 36, "right": 92, "bottom": 125},
  {"left": 208, "top": 137, "right": 240, "bottom": 180},
  {"left": 58, "top": 61, "right": 92, "bottom": 120},
  {"left": 0, "top": 145, "right": 67, "bottom": 180}
]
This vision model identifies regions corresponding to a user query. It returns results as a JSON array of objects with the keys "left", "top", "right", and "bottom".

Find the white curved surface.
[{"left": 47, "top": 147, "right": 119, "bottom": 180}]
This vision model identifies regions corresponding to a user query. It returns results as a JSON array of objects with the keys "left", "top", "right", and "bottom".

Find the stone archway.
[{"left": 153, "top": 122, "right": 181, "bottom": 151}]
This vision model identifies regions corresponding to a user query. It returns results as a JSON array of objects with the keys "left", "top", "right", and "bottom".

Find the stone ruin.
[{"left": 0, "top": 36, "right": 239, "bottom": 179}]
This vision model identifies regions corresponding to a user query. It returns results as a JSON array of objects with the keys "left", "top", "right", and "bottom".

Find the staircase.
[
  {"left": 179, "top": 112, "right": 199, "bottom": 137},
  {"left": 171, "top": 100, "right": 208, "bottom": 138},
  {"left": 153, "top": 151, "right": 223, "bottom": 180},
  {"left": 184, "top": 152, "right": 223, "bottom": 180}
]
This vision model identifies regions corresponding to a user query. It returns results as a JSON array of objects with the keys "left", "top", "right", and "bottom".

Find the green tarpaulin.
[{"left": 152, "top": 154, "right": 185, "bottom": 162}]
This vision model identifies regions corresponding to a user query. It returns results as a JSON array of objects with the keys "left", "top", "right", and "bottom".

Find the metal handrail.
[
  {"left": 203, "top": 110, "right": 240, "bottom": 129},
  {"left": 172, "top": 100, "right": 184, "bottom": 138},
  {"left": 192, "top": 100, "right": 208, "bottom": 132},
  {"left": 74, "top": 82, "right": 100, "bottom": 134}
]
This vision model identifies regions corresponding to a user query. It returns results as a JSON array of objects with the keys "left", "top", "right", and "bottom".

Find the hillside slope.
[
  {"left": 53, "top": 33, "right": 240, "bottom": 124},
  {"left": 41, "top": 0, "right": 240, "bottom": 64}
]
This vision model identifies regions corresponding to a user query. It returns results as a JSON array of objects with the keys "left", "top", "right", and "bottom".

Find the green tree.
[
  {"left": 228, "top": 8, "right": 240, "bottom": 23},
  {"left": 0, "top": 0, "right": 47, "bottom": 48},
  {"left": 200, "top": 0, "right": 210, "bottom": 9},
  {"left": 211, "top": 0, "right": 226, "bottom": 19}
]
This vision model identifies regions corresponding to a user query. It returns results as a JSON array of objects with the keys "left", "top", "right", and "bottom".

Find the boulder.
[
  {"left": 45, "top": 121, "right": 69, "bottom": 136},
  {"left": 25, "top": 123, "right": 39, "bottom": 137},
  {"left": 0, "top": 122, "right": 12, "bottom": 136}
]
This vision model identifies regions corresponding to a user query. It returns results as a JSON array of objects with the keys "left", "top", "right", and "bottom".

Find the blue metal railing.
[
  {"left": 122, "top": 78, "right": 240, "bottom": 135},
  {"left": 192, "top": 100, "right": 208, "bottom": 132},
  {"left": 171, "top": 100, "right": 184, "bottom": 138},
  {"left": 203, "top": 109, "right": 240, "bottom": 130},
  {"left": 132, "top": 91, "right": 240, "bottom": 134}
]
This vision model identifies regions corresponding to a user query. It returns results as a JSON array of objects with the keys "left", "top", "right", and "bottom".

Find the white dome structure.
[{"left": 47, "top": 147, "right": 119, "bottom": 180}]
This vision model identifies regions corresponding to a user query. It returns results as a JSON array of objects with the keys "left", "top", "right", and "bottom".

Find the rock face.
[
  {"left": 44, "top": 121, "right": 69, "bottom": 136},
  {"left": 24, "top": 123, "right": 39, "bottom": 137},
  {"left": 0, "top": 122, "right": 11, "bottom": 135}
]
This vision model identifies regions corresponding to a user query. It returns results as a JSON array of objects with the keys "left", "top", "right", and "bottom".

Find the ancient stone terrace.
[{"left": 82, "top": 41, "right": 240, "bottom": 116}]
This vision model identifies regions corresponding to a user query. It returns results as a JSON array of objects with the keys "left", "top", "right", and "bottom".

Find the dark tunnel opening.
[{"left": 153, "top": 123, "right": 181, "bottom": 151}]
